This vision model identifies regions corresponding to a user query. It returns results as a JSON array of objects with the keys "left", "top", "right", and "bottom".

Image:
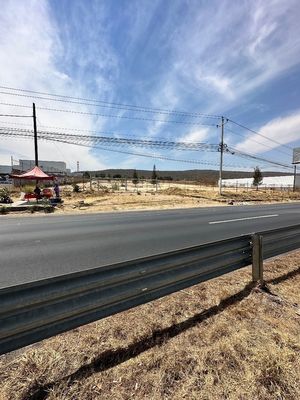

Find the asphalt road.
[{"left": 1, "top": 203, "right": 299, "bottom": 288}]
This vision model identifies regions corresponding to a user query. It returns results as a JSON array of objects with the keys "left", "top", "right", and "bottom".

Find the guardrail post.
[{"left": 252, "top": 233, "right": 263, "bottom": 284}]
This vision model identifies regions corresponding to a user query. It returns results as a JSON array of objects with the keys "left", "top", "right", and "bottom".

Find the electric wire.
[
  {"left": 228, "top": 146, "right": 292, "bottom": 170},
  {"left": 0, "top": 113, "right": 32, "bottom": 117},
  {"left": 1, "top": 131, "right": 255, "bottom": 168},
  {"left": 228, "top": 118, "right": 293, "bottom": 151},
  {"left": 225, "top": 127, "right": 292, "bottom": 157},
  {"left": 0, "top": 90, "right": 221, "bottom": 120},
  {"left": 0, "top": 85, "right": 222, "bottom": 119},
  {"left": 0, "top": 127, "right": 219, "bottom": 151},
  {"left": 0, "top": 102, "right": 218, "bottom": 127},
  {"left": 0, "top": 126, "right": 293, "bottom": 171}
]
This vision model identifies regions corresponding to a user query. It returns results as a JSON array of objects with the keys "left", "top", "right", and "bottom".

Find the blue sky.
[{"left": 0, "top": 0, "right": 300, "bottom": 172}]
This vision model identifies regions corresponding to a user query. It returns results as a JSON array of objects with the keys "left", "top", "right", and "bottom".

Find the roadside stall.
[{"left": 10, "top": 166, "right": 57, "bottom": 203}]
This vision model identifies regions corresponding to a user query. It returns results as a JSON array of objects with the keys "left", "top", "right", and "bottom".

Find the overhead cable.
[
  {"left": 229, "top": 146, "right": 292, "bottom": 169},
  {"left": 0, "top": 127, "right": 219, "bottom": 151},
  {"left": 228, "top": 119, "right": 293, "bottom": 151},
  {"left": 225, "top": 127, "right": 292, "bottom": 157},
  {"left": 0, "top": 113, "right": 32, "bottom": 117},
  {"left": 0, "top": 85, "right": 221, "bottom": 119},
  {"left": 0, "top": 102, "right": 217, "bottom": 127}
]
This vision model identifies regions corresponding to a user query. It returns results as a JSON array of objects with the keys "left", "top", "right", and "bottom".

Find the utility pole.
[
  {"left": 32, "top": 103, "right": 38, "bottom": 167},
  {"left": 293, "top": 164, "right": 297, "bottom": 192},
  {"left": 219, "top": 116, "right": 225, "bottom": 195}
]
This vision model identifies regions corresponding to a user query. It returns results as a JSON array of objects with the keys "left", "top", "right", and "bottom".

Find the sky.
[{"left": 0, "top": 0, "right": 300, "bottom": 173}]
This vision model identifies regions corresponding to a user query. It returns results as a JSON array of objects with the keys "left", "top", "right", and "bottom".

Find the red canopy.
[{"left": 11, "top": 166, "right": 54, "bottom": 181}]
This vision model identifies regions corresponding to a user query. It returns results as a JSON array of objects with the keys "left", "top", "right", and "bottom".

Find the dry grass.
[
  {"left": 0, "top": 252, "right": 299, "bottom": 400},
  {"left": 6, "top": 183, "right": 299, "bottom": 217}
]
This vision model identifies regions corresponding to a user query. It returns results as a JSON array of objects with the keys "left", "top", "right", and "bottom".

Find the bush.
[
  {"left": 73, "top": 184, "right": 80, "bottom": 193},
  {"left": 44, "top": 206, "right": 54, "bottom": 213},
  {"left": 23, "top": 185, "right": 35, "bottom": 194},
  {"left": 0, "top": 206, "right": 7, "bottom": 215},
  {"left": 0, "top": 188, "right": 12, "bottom": 203}
]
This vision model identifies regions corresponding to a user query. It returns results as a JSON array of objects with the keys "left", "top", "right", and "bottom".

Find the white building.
[
  {"left": 0, "top": 165, "right": 12, "bottom": 175},
  {"left": 17, "top": 160, "right": 70, "bottom": 175},
  {"left": 221, "top": 175, "right": 298, "bottom": 188}
]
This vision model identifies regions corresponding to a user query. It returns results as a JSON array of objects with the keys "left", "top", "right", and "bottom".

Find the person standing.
[
  {"left": 34, "top": 185, "right": 41, "bottom": 199},
  {"left": 54, "top": 183, "right": 60, "bottom": 198}
]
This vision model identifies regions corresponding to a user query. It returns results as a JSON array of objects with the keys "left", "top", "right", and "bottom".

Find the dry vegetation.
[
  {"left": 0, "top": 251, "right": 299, "bottom": 400},
  {"left": 7, "top": 182, "right": 299, "bottom": 216}
]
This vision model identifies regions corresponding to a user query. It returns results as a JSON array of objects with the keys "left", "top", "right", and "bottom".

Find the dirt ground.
[
  {"left": 5, "top": 182, "right": 299, "bottom": 216},
  {"left": 0, "top": 251, "right": 299, "bottom": 400},
  {"left": 52, "top": 184, "right": 300, "bottom": 215}
]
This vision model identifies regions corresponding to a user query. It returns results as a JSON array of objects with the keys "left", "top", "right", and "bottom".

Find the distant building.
[
  {"left": 0, "top": 165, "right": 12, "bottom": 175},
  {"left": 222, "top": 175, "right": 298, "bottom": 188},
  {"left": 17, "top": 160, "right": 70, "bottom": 175},
  {"left": 0, "top": 166, "right": 13, "bottom": 188}
]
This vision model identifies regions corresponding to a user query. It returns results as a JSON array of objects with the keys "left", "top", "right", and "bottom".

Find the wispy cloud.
[
  {"left": 179, "top": 128, "right": 209, "bottom": 143},
  {"left": 236, "top": 110, "right": 300, "bottom": 154},
  {"left": 170, "top": 0, "right": 300, "bottom": 111},
  {"left": 0, "top": 0, "right": 299, "bottom": 171},
  {"left": 0, "top": 0, "right": 117, "bottom": 170}
]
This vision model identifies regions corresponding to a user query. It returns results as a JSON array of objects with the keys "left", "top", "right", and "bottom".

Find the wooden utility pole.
[
  {"left": 218, "top": 116, "right": 225, "bottom": 195},
  {"left": 32, "top": 103, "right": 38, "bottom": 167}
]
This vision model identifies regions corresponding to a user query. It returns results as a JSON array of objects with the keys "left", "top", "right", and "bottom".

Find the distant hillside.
[{"left": 84, "top": 169, "right": 292, "bottom": 185}]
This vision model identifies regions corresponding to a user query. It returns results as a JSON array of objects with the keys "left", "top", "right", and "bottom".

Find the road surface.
[{"left": 1, "top": 203, "right": 299, "bottom": 288}]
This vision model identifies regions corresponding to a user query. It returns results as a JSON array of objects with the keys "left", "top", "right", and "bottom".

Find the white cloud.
[
  {"left": 172, "top": 0, "right": 300, "bottom": 112},
  {"left": 0, "top": 0, "right": 117, "bottom": 171},
  {"left": 236, "top": 110, "right": 300, "bottom": 154},
  {"left": 179, "top": 128, "right": 209, "bottom": 143}
]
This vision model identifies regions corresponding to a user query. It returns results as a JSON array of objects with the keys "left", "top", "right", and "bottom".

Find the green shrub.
[{"left": 23, "top": 185, "right": 35, "bottom": 194}]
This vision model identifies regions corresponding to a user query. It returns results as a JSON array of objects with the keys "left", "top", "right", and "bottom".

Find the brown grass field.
[
  {"left": 5, "top": 182, "right": 299, "bottom": 216},
  {"left": 0, "top": 251, "right": 299, "bottom": 400}
]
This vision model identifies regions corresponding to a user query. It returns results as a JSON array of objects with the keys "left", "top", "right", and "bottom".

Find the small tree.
[
  {"left": 132, "top": 169, "right": 139, "bottom": 186},
  {"left": 253, "top": 166, "right": 263, "bottom": 190},
  {"left": 151, "top": 164, "right": 158, "bottom": 185},
  {"left": 83, "top": 171, "right": 90, "bottom": 179}
]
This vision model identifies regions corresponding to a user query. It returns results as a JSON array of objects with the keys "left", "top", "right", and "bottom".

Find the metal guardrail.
[
  {"left": 0, "top": 224, "right": 299, "bottom": 355},
  {"left": 260, "top": 224, "right": 300, "bottom": 260}
]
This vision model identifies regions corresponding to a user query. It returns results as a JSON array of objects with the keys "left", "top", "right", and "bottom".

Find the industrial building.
[
  {"left": 222, "top": 175, "right": 299, "bottom": 189},
  {"left": 17, "top": 160, "right": 70, "bottom": 175},
  {"left": 0, "top": 160, "right": 71, "bottom": 182}
]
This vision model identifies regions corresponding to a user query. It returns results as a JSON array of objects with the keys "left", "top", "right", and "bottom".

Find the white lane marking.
[{"left": 209, "top": 214, "right": 279, "bottom": 224}]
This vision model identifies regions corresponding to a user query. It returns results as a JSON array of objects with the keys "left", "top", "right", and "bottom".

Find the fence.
[{"left": 0, "top": 224, "right": 299, "bottom": 355}]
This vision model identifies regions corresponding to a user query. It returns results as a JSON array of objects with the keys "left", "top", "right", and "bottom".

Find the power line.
[
  {"left": 229, "top": 146, "right": 292, "bottom": 170},
  {"left": 0, "top": 85, "right": 221, "bottom": 119},
  {"left": 0, "top": 126, "right": 293, "bottom": 171},
  {"left": 0, "top": 102, "right": 218, "bottom": 127},
  {"left": 225, "top": 127, "right": 292, "bottom": 157},
  {"left": 0, "top": 127, "right": 219, "bottom": 151},
  {"left": 228, "top": 118, "right": 293, "bottom": 151},
  {"left": 0, "top": 129, "right": 258, "bottom": 168},
  {"left": 0, "top": 85, "right": 296, "bottom": 153},
  {"left": 0, "top": 90, "right": 221, "bottom": 120},
  {"left": 0, "top": 113, "right": 32, "bottom": 117}
]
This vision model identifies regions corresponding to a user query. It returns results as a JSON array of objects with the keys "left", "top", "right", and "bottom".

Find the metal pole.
[
  {"left": 293, "top": 165, "right": 297, "bottom": 192},
  {"left": 33, "top": 103, "right": 38, "bottom": 167},
  {"left": 252, "top": 234, "right": 263, "bottom": 284},
  {"left": 219, "top": 116, "right": 225, "bottom": 195}
]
